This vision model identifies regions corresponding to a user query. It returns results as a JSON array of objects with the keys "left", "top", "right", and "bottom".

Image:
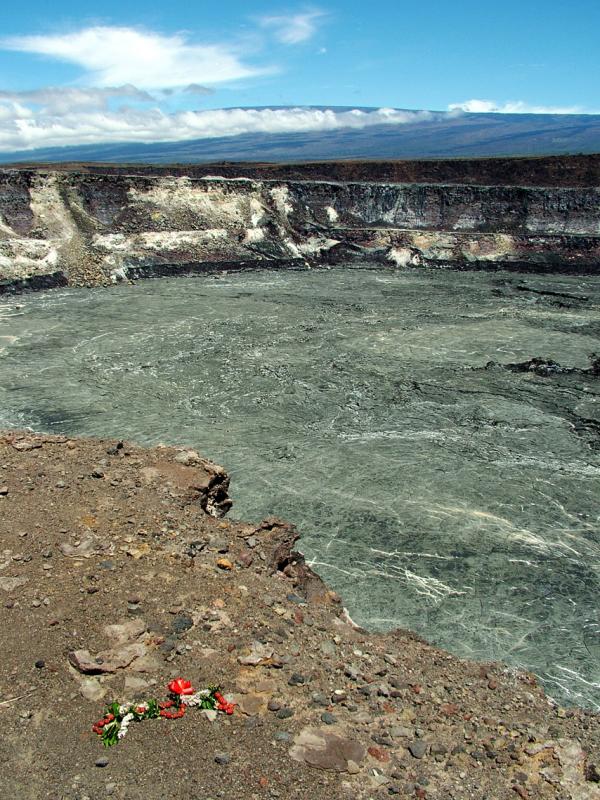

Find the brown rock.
[
  {"left": 440, "top": 702, "right": 460, "bottom": 716},
  {"left": 237, "top": 550, "right": 254, "bottom": 568},
  {"left": 123, "top": 676, "right": 152, "bottom": 694},
  {"left": 59, "top": 535, "right": 101, "bottom": 559},
  {"left": 0, "top": 576, "right": 28, "bottom": 592},
  {"left": 237, "top": 693, "right": 267, "bottom": 716},
  {"left": 237, "top": 642, "right": 274, "bottom": 666},
  {"left": 128, "top": 654, "right": 162, "bottom": 673},
  {"left": 367, "top": 746, "right": 390, "bottom": 763},
  {"left": 290, "top": 727, "right": 366, "bottom": 772},
  {"left": 104, "top": 618, "right": 146, "bottom": 645},
  {"left": 77, "top": 677, "right": 107, "bottom": 702},
  {"left": 68, "top": 642, "right": 147, "bottom": 674}
]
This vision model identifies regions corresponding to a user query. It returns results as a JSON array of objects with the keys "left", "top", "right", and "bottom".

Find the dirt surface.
[
  {"left": 3, "top": 153, "right": 600, "bottom": 187},
  {"left": 0, "top": 431, "right": 599, "bottom": 800}
]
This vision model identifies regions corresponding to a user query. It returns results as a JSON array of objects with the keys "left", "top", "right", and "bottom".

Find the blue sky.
[{"left": 0, "top": 1, "right": 598, "bottom": 151}]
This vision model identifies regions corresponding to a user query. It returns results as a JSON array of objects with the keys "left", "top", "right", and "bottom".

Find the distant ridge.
[
  {"left": 1, "top": 107, "right": 600, "bottom": 164},
  {"left": 7, "top": 154, "right": 600, "bottom": 189}
]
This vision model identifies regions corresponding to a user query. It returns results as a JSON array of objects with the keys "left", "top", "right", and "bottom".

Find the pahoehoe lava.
[{"left": 0, "top": 266, "right": 599, "bottom": 709}]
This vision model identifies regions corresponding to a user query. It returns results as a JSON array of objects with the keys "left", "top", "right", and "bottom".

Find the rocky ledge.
[{"left": 0, "top": 431, "right": 598, "bottom": 800}]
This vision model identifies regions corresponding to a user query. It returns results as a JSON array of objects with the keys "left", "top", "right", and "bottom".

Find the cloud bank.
[
  {"left": 448, "top": 99, "right": 586, "bottom": 114},
  {"left": 0, "top": 104, "right": 437, "bottom": 153}
]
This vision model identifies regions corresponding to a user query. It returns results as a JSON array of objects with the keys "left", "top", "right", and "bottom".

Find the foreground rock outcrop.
[
  {"left": 0, "top": 431, "right": 598, "bottom": 799},
  {"left": 1, "top": 156, "right": 599, "bottom": 292}
]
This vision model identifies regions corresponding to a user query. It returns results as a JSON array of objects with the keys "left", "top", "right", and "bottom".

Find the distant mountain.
[{"left": 2, "top": 108, "right": 600, "bottom": 164}]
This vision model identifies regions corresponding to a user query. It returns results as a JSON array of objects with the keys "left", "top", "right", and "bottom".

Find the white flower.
[
  {"left": 182, "top": 689, "right": 211, "bottom": 707},
  {"left": 117, "top": 712, "right": 134, "bottom": 739}
]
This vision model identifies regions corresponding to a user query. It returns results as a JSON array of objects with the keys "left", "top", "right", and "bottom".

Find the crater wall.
[{"left": 0, "top": 165, "right": 598, "bottom": 291}]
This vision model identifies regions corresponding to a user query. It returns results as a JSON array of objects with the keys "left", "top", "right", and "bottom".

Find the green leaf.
[
  {"left": 145, "top": 699, "right": 160, "bottom": 718},
  {"left": 101, "top": 720, "right": 120, "bottom": 747}
]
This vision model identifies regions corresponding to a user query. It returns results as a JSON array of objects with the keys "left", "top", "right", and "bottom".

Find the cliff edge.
[
  {"left": 1, "top": 156, "right": 599, "bottom": 292},
  {"left": 0, "top": 431, "right": 598, "bottom": 799}
]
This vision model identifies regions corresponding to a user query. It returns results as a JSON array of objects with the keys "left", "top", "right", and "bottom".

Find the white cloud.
[
  {"left": 0, "top": 86, "right": 153, "bottom": 114},
  {"left": 0, "top": 104, "right": 437, "bottom": 153},
  {"left": 259, "top": 11, "right": 325, "bottom": 44},
  {"left": 1, "top": 26, "right": 266, "bottom": 90},
  {"left": 449, "top": 99, "right": 586, "bottom": 114}
]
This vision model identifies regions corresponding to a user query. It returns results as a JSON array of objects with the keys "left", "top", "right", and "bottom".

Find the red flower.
[
  {"left": 216, "top": 696, "right": 236, "bottom": 715},
  {"left": 160, "top": 707, "right": 186, "bottom": 719},
  {"left": 168, "top": 678, "right": 195, "bottom": 696}
]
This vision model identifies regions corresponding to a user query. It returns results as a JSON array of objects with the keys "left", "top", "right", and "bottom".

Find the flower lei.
[{"left": 92, "top": 678, "right": 235, "bottom": 747}]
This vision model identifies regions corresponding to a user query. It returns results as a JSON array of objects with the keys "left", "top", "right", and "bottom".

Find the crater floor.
[{"left": 1, "top": 266, "right": 599, "bottom": 708}]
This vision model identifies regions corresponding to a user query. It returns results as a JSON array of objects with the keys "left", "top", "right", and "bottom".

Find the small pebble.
[
  {"left": 321, "top": 712, "right": 337, "bottom": 725},
  {"left": 276, "top": 708, "right": 294, "bottom": 719},
  {"left": 214, "top": 753, "right": 231, "bottom": 765},
  {"left": 95, "top": 757, "right": 109, "bottom": 768},
  {"left": 34, "top": 659, "right": 45, "bottom": 669},
  {"left": 288, "top": 673, "right": 305, "bottom": 686},
  {"left": 408, "top": 741, "right": 428, "bottom": 759},
  {"left": 320, "top": 641, "right": 336, "bottom": 657},
  {"left": 171, "top": 614, "right": 194, "bottom": 634},
  {"left": 286, "top": 593, "right": 305, "bottom": 605}
]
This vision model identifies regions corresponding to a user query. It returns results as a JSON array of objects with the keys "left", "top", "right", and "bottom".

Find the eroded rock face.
[{"left": 1, "top": 166, "right": 598, "bottom": 291}]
